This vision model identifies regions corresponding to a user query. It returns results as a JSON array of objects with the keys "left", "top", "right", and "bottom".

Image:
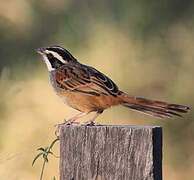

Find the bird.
[{"left": 37, "top": 45, "right": 190, "bottom": 125}]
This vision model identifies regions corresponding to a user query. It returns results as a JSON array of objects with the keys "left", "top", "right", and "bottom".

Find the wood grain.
[{"left": 60, "top": 125, "right": 162, "bottom": 180}]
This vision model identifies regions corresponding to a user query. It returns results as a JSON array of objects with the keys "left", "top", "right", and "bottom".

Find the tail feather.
[{"left": 120, "top": 94, "right": 190, "bottom": 118}]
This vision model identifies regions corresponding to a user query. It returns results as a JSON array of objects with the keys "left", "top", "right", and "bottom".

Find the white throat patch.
[{"left": 42, "top": 54, "right": 55, "bottom": 71}]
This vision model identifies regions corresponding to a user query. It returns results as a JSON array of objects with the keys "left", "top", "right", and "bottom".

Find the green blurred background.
[{"left": 0, "top": 0, "right": 193, "bottom": 179}]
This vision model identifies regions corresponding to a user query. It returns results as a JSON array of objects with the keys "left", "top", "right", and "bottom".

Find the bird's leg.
[
  {"left": 55, "top": 112, "right": 89, "bottom": 135},
  {"left": 65, "top": 112, "right": 90, "bottom": 124},
  {"left": 82, "top": 111, "right": 102, "bottom": 126}
]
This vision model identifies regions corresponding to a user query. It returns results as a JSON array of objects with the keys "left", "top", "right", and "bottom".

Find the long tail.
[{"left": 120, "top": 93, "right": 190, "bottom": 118}]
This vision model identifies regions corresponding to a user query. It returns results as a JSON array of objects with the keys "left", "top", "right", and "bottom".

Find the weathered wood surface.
[{"left": 60, "top": 125, "right": 162, "bottom": 180}]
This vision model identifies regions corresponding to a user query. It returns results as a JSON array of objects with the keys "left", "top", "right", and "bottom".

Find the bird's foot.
[
  {"left": 81, "top": 121, "right": 99, "bottom": 126},
  {"left": 54, "top": 120, "right": 80, "bottom": 136}
]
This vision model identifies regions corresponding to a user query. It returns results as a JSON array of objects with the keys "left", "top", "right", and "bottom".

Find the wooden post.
[{"left": 60, "top": 125, "right": 162, "bottom": 180}]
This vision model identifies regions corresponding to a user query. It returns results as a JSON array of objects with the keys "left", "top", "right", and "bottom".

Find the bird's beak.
[{"left": 36, "top": 47, "right": 47, "bottom": 55}]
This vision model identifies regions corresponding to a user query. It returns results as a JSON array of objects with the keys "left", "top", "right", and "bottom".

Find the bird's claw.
[
  {"left": 54, "top": 121, "right": 80, "bottom": 136},
  {"left": 81, "top": 121, "right": 98, "bottom": 126}
]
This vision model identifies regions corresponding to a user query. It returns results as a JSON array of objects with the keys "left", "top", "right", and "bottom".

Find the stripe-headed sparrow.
[{"left": 37, "top": 46, "right": 190, "bottom": 124}]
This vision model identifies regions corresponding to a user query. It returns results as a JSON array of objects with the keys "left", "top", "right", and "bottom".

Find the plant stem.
[{"left": 40, "top": 159, "right": 46, "bottom": 180}]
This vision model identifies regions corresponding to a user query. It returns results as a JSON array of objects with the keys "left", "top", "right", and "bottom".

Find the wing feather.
[{"left": 55, "top": 64, "right": 121, "bottom": 96}]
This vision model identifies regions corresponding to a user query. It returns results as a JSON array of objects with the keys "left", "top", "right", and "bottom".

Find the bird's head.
[{"left": 37, "top": 46, "right": 77, "bottom": 71}]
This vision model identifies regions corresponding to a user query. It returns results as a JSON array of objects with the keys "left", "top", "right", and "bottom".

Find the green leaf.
[
  {"left": 37, "top": 147, "right": 45, "bottom": 152},
  {"left": 43, "top": 154, "right": 49, "bottom": 162},
  {"left": 45, "top": 157, "right": 49, "bottom": 163},
  {"left": 47, "top": 151, "right": 53, "bottom": 155},
  {"left": 49, "top": 137, "right": 60, "bottom": 150},
  {"left": 44, "top": 147, "right": 49, "bottom": 152},
  {"left": 32, "top": 152, "right": 43, "bottom": 166}
]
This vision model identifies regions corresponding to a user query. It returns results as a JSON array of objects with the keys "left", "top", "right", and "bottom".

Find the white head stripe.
[{"left": 45, "top": 50, "right": 67, "bottom": 64}]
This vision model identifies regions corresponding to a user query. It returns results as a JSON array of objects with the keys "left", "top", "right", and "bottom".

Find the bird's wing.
[
  {"left": 55, "top": 64, "right": 121, "bottom": 96},
  {"left": 87, "top": 66, "right": 121, "bottom": 96}
]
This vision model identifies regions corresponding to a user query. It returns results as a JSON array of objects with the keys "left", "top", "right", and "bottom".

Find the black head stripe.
[
  {"left": 47, "top": 53, "right": 64, "bottom": 69},
  {"left": 47, "top": 47, "right": 76, "bottom": 62}
]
